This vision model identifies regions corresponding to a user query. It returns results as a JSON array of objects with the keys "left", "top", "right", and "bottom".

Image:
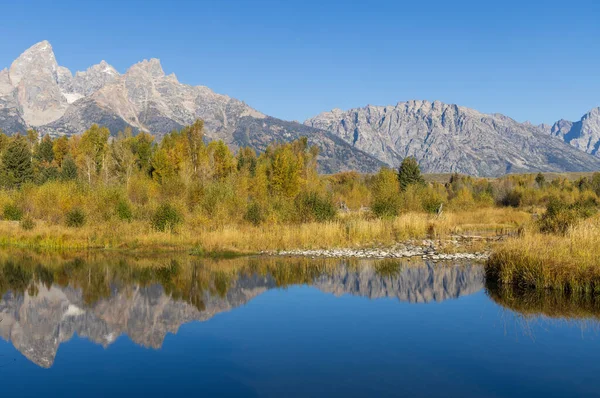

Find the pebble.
[{"left": 266, "top": 241, "right": 490, "bottom": 261}]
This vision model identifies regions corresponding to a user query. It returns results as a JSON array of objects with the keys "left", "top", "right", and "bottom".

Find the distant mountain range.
[
  {"left": 0, "top": 41, "right": 599, "bottom": 176},
  {"left": 306, "top": 102, "right": 600, "bottom": 176}
]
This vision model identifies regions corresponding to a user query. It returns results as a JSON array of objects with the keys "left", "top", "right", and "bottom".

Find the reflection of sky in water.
[{"left": 0, "top": 258, "right": 599, "bottom": 397}]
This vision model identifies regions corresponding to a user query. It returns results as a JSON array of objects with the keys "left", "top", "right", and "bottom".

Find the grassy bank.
[
  {"left": 0, "top": 208, "right": 528, "bottom": 253},
  {"left": 486, "top": 215, "right": 600, "bottom": 293}
]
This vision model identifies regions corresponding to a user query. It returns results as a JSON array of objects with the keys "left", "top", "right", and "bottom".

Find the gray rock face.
[
  {"left": 6, "top": 41, "right": 69, "bottom": 126},
  {"left": 71, "top": 60, "right": 120, "bottom": 96},
  {"left": 306, "top": 101, "right": 600, "bottom": 176},
  {"left": 549, "top": 107, "right": 600, "bottom": 157},
  {"left": 0, "top": 68, "right": 12, "bottom": 96}
]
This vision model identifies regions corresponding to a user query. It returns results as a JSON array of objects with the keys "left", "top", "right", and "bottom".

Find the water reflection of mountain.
[
  {"left": 0, "top": 279, "right": 270, "bottom": 368},
  {"left": 0, "top": 254, "right": 484, "bottom": 368},
  {"left": 316, "top": 261, "right": 484, "bottom": 303}
]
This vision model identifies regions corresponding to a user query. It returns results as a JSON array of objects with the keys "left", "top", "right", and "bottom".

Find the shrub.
[
  {"left": 449, "top": 188, "right": 476, "bottom": 211},
  {"left": 65, "top": 208, "right": 86, "bottom": 227},
  {"left": 25, "top": 180, "right": 82, "bottom": 224},
  {"left": 187, "top": 182, "right": 204, "bottom": 211},
  {"left": 371, "top": 167, "right": 400, "bottom": 218},
  {"left": 535, "top": 172, "right": 546, "bottom": 188},
  {"left": 151, "top": 203, "right": 182, "bottom": 232},
  {"left": 592, "top": 173, "right": 600, "bottom": 196},
  {"left": 500, "top": 189, "right": 522, "bottom": 207},
  {"left": 372, "top": 198, "right": 399, "bottom": 218},
  {"left": 3, "top": 203, "right": 23, "bottom": 221},
  {"left": 295, "top": 192, "right": 337, "bottom": 223},
  {"left": 201, "top": 181, "right": 236, "bottom": 218},
  {"left": 116, "top": 199, "right": 133, "bottom": 222},
  {"left": 158, "top": 177, "right": 187, "bottom": 200},
  {"left": 575, "top": 191, "right": 600, "bottom": 214},
  {"left": 419, "top": 186, "right": 446, "bottom": 214},
  {"left": 128, "top": 175, "right": 155, "bottom": 205},
  {"left": 245, "top": 201, "right": 265, "bottom": 226},
  {"left": 475, "top": 192, "right": 495, "bottom": 207},
  {"left": 538, "top": 197, "right": 598, "bottom": 235},
  {"left": 20, "top": 216, "right": 35, "bottom": 231},
  {"left": 399, "top": 185, "right": 424, "bottom": 212}
]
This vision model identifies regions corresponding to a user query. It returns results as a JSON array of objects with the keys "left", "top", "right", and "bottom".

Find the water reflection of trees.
[
  {"left": 0, "top": 252, "right": 485, "bottom": 308},
  {"left": 0, "top": 252, "right": 352, "bottom": 309},
  {"left": 486, "top": 281, "right": 600, "bottom": 321}
]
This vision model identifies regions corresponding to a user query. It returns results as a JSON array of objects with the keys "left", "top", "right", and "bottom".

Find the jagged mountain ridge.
[
  {"left": 306, "top": 101, "right": 600, "bottom": 176},
  {"left": 0, "top": 261, "right": 483, "bottom": 368},
  {"left": 0, "top": 41, "right": 382, "bottom": 173},
  {"left": 545, "top": 107, "right": 600, "bottom": 157},
  {"left": 1, "top": 41, "right": 599, "bottom": 176}
]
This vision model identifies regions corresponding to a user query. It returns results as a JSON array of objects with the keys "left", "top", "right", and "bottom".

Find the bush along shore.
[
  {"left": 486, "top": 215, "right": 600, "bottom": 294},
  {"left": 0, "top": 120, "right": 599, "bottom": 290}
]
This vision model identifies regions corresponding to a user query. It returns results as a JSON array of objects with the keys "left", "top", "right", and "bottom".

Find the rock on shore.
[{"left": 269, "top": 239, "right": 490, "bottom": 261}]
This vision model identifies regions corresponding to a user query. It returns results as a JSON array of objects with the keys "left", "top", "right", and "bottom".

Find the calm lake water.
[{"left": 0, "top": 252, "right": 599, "bottom": 397}]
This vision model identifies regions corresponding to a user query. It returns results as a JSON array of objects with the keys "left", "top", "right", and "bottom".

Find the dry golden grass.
[
  {"left": 0, "top": 207, "right": 529, "bottom": 253},
  {"left": 487, "top": 215, "right": 600, "bottom": 292}
]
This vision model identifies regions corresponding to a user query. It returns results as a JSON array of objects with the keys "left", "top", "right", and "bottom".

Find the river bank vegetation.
[{"left": 0, "top": 121, "right": 598, "bottom": 291}]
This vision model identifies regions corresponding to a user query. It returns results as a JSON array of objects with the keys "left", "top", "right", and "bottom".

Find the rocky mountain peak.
[
  {"left": 70, "top": 60, "right": 120, "bottom": 97},
  {"left": 9, "top": 40, "right": 58, "bottom": 86},
  {"left": 538, "top": 123, "right": 552, "bottom": 134},
  {"left": 6, "top": 40, "right": 68, "bottom": 126},
  {"left": 585, "top": 107, "right": 600, "bottom": 118},
  {"left": 129, "top": 58, "right": 165, "bottom": 78},
  {"left": 80, "top": 60, "right": 119, "bottom": 77},
  {"left": 548, "top": 107, "right": 600, "bottom": 156},
  {"left": 166, "top": 72, "right": 178, "bottom": 83}
]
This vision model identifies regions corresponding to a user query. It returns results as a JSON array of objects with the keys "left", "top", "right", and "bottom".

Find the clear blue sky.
[{"left": 1, "top": 0, "right": 598, "bottom": 124}]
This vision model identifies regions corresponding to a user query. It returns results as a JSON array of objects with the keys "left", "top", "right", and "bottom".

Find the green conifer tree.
[
  {"left": 1, "top": 135, "right": 34, "bottom": 187},
  {"left": 60, "top": 156, "right": 78, "bottom": 181},
  {"left": 35, "top": 135, "right": 55, "bottom": 164},
  {"left": 535, "top": 172, "right": 546, "bottom": 188},
  {"left": 397, "top": 156, "right": 425, "bottom": 191}
]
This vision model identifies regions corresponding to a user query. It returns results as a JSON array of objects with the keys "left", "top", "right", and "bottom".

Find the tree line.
[
  {"left": 0, "top": 121, "right": 334, "bottom": 228},
  {"left": 0, "top": 120, "right": 599, "bottom": 234}
]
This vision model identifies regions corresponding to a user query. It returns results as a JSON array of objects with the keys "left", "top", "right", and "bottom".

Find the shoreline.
[
  {"left": 0, "top": 232, "right": 498, "bottom": 262},
  {"left": 268, "top": 237, "right": 492, "bottom": 261}
]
